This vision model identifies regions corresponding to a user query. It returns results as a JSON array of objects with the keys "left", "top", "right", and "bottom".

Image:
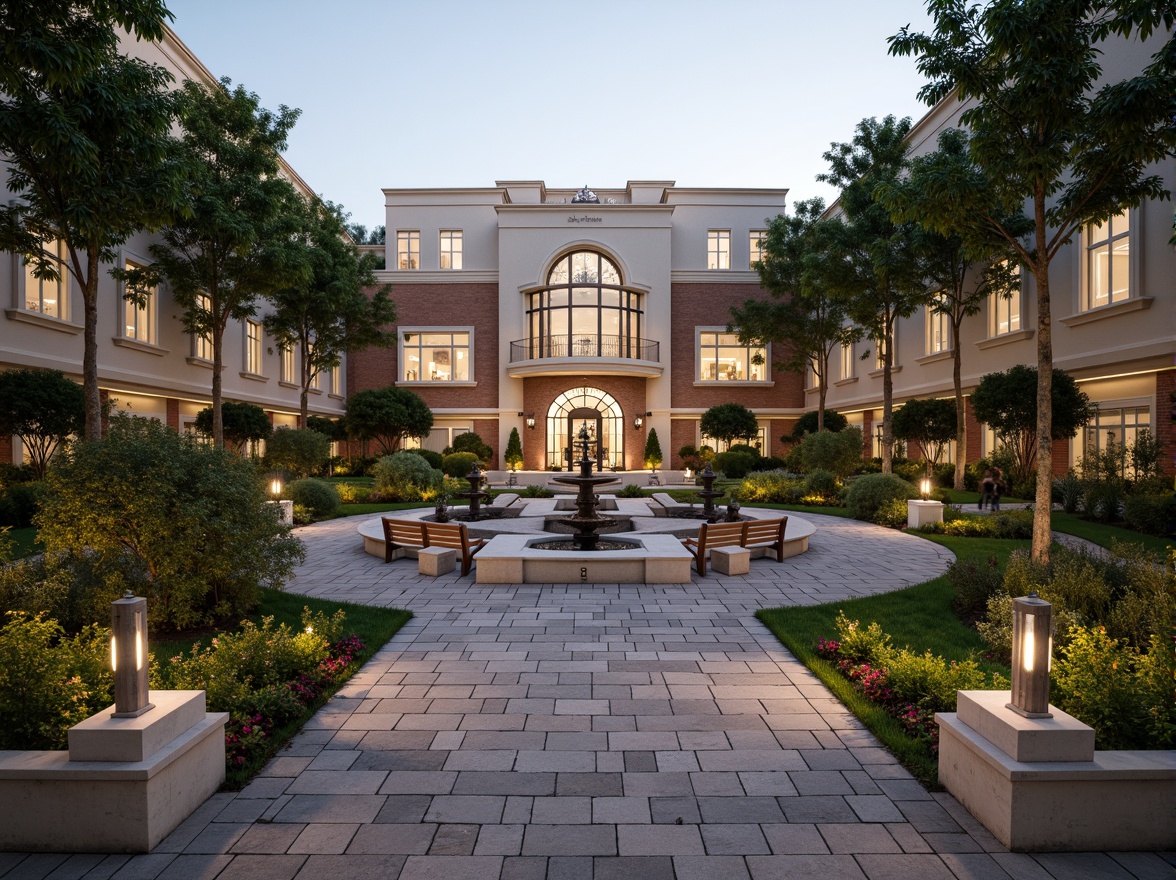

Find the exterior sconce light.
[
  {"left": 684, "top": 466, "right": 693, "bottom": 481},
  {"left": 111, "top": 592, "right": 153, "bottom": 718},
  {"left": 919, "top": 477, "right": 932, "bottom": 500},
  {"left": 525, "top": 414, "right": 536, "bottom": 430},
  {"left": 1007, "top": 593, "right": 1053, "bottom": 718},
  {"left": 634, "top": 415, "right": 643, "bottom": 429}
]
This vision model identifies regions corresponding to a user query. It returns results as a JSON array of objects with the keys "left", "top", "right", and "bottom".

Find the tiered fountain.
[{"left": 540, "top": 423, "right": 628, "bottom": 551}]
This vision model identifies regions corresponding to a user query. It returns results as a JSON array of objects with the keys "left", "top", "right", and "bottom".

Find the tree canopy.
[
  {"left": 892, "top": 398, "right": 958, "bottom": 470},
  {"left": 0, "top": 369, "right": 85, "bottom": 478},
  {"left": 790, "top": 410, "right": 848, "bottom": 440},
  {"left": 195, "top": 401, "right": 271, "bottom": 452},
  {"left": 345, "top": 387, "right": 433, "bottom": 455},
  {"left": 643, "top": 428, "right": 663, "bottom": 469},
  {"left": 504, "top": 427, "right": 524, "bottom": 469},
  {"left": 700, "top": 403, "right": 759, "bottom": 447}
]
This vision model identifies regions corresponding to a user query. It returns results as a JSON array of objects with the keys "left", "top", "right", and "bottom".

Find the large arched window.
[
  {"left": 545, "top": 386, "right": 625, "bottom": 471},
  {"left": 526, "top": 251, "right": 645, "bottom": 359}
]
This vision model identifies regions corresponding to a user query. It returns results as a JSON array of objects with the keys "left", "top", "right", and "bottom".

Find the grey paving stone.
[
  {"left": 649, "top": 796, "right": 701, "bottom": 824},
  {"left": 287, "top": 824, "right": 359, "bottom": 855},
  {"left": 397, "top": 855, "right": 504, "bottom": 879},
  {"left": 623, "top": 751, "right": 658, "bottom": 772},
  {"left": 346, "top": 823, "right": 436, "bottom": 854},
  {"left": 42, "top": 853, "right": 107, "bottom": 879},
  {"left": 230, "top": 824, "right": 305, "bottom": 854},
  {"left": 922, "top": 832, "right": 986, "bottom": 853},
  {"left": 546, "top": 856, "right": 593, "bottom": 880},
  {"left": 818, "top": 823, "right": 902, "bottom": 854},
  {"left": 452, "top": 771, "right": 555, "bottom": 796},
  {"left": 154, "top": 854, "right": 233, "bottom": 880},
  {"left": 697, "top": 796, "right": 786, "bottom": 824},
  {"left": 473, "top": 824, "right": 525, "bottom": 856},
  {"left": 274, "top": 795, "right": 386, "bottom": 824},
  {"left": 291, "top": 853, "right": 407, "bottom": 880},
  {"left": 594, "top": 856, "right": 676, "bottom": 880},
  {"left": 896, "top": 801, "right": 964, "bottom": 834},
  {"left": 617, "top": 825, "right": 704, "bottom": 855},
  {"left": 846, "top": 795, "right": 907, "bottom": 823},
  {"left": 689, "top": 771, "right": 745, "bottom": 796},
  {"left": 352, "top": 750, "right": 448, "bottom": 772},
  {"left": 428, "top": 824, "right": 478, "bottom": 855},
  {"left": 700, "top": 823, "right": 771, "bottom": 855},
  {"left": 779, "top": 796, "right": 859, "bottom": 824},
  {"left": 761, "top": 823, "right": 831, "bottom": 855},
  {"left": 374, "top": 794, "right": 434, "bottom": 824},
  {"left": 855, "top": 853, "right": 955, "bottom": 879},
  {"left": 592, "top": 796, "right": 652, "bottom": 824},
  {"left": 1030, "top": 853, "right": 1136, "bottom": 879},
  {"left": 938, "top": 853, "right": 1016, "bottom": 880},
  {"left": 738, "top": 771, "right": 799, "bottom": 797},
  {"left": 674, "top": 855, "right": 753, "bottom": 880},
  {"left": 522, "top": 824, "right": 617, "bottom": 856},
  {"left": 1108, "top": 853, "right": 1176, "bottom": 880},
  {"left": 107, "top": 854, "right": 178, "bottom": 880},
  {"left": 557, "top": 772, "right": 623, "bottom": 797},
  {"left": 877, "top": 779, "right": 934, "bottom": 801},
  {"left": 789, "top": 770, "right": 856, "bottom": 795},
  {"left": 622, "top": 771, "right": 693, "bottom": 797},
  {"left": 377, "top": 771, "right": 458, "bottom": 795},
  {"left": 213, "top": 855, "right": 307, "bottom": 880},
  {"left": 182, "top": 823, "right": 250, "bottom": 854},
  {"left": 747, "top": 854, "right": 867, "bottom": 879},
  {"left": 424, "top": 795, "right": 505, "bottom": 824},
  {"left": 530, "top": 796, "right": 591, "bottom": 824},
  {"left": 499, "top": 856, "right": 547, "bottom": 880},
  {"left": 987, "top": 853, "right": 1056, "bottom": 880}
]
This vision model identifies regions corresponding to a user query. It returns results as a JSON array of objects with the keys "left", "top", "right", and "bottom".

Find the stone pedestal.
[
  {"left": 711, "top": 546, "right": 750, "bottom": 575},
  {"left": 937, "top": 690, "right": 1176, "bottom": 851},
  {"left": 907, "top": 499, "right": 944, "bottom": 529},
  {"left": 0, "top": 690, "right": 227, "bottom": 853},
  {"left": 418, "top": 546, "right": 457, "bottom": 576},
  {"left": 270, "top": 499, "right": 293, "bottom": 526}
]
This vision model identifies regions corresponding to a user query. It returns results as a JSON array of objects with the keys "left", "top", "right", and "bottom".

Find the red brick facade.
[
  {"left": 521, "top": 375, "right": 648, "bottom": 471},
  {"left": 1155, "top": 369, "right": 1176, "bottom": 478}
]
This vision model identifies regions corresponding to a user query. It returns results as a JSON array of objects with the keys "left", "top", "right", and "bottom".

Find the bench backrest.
[
  {"left": 698, "top": 521, "right": 746, "bottom": 549},
  {"left": 743, "top": 517, "right": 787, "bottom": 546},
  {"left": 382, "top": 517, "right": 425, "bottom": 547},
  {"left": 423, "top": 521, "right": 474, "bottom": 552}
]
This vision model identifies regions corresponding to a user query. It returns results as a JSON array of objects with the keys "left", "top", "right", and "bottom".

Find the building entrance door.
[
  {"left": 545, "top": 386, "right": 625, "bottom": 471},
  {"left": 565, "top": 408, "right": 605, "bottom": 472}
]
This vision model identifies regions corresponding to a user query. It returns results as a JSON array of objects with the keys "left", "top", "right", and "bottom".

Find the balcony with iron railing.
[{"left": 506, "top": 334, "right": 663, "bottom": 378}]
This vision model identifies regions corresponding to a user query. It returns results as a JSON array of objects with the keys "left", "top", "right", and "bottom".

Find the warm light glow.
[
  {"left": 920, "top": 478, "right": 931, "bottom": 498},
  {"left": 135, "top": 631, "right": 143, "bottom": 671},
  {"left": 271, "top": 479, "right": 282, "bottom": 496},
  {"left": 1023, "top": 626, "right": 1034, "bottom": 673},
  {"left": 111, "top": 635, "right": 117, "bottom": 672},
  {"left": 306, "top": 625, "right": 314, "bottom": 635}
]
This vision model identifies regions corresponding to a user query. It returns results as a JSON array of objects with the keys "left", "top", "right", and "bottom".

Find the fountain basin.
[{"left": 475, "top": 534, "right": 693, "bottom": 584}]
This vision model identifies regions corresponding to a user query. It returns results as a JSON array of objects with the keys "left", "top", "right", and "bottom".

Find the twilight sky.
[{"left": 165, "top": 0, "right": 936, "bottom": 230}]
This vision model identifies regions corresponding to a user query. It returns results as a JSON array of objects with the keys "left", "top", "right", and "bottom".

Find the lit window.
[
  {"left": 280, "top": 344, "right": 296, "bottom": 384},
  {"left": 701, "top": 426, "right": 767, "bottom": 455},
  {"left": 874, "top": 332, "right": 894, "bottom": 371},
  {"left": 440, "top": 230, "right": 462, "bottom": 270},
  {"left": 330, "top": 364, "right": 342, "bottom": 395},
  {"left": 926, "top": 296, "right": 950, "bottom": 353},
  {"left": 1085, "top": 211, "right": 1130, "bottom": 310},
  {"left": 749, "top": 231, "right": 767, "bottom": 268},
  {"left": 840, "top": 341, "right": 854, "bottom": 379},
  {"left": 401, "top": 329, "right": 471, "bottom": 382},
  {"left": 1081, "top": 406, "right": 1149, "bottom": 477},
  {"left": 24, "top": 239, "right": 69, "bottom": 320},
  {"left": 123, "top": 259, "right": 155, "bottom": 343},
  {"left": 397, "top": 230, "right": 420, "bottom": 270},
  {"left": 193, "top": 294, "right": 213, "bottom": 360},
  {"left": 245, "top": 320, "right": 263, "bottom": 375},
  {"left": 698, "top": 330, "right": 766, "bottom": 382},
  {"left": 990, "top": 265, "right": 1022, "bottom": 335},
  {"left": 526, "top": 251, "right": 643, "bottom": 359},
  {"left": 707, "top": 230, "right": 731, "bottom": 270}
]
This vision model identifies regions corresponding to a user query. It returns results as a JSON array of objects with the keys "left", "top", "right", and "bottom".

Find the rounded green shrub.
[
  {"left": 372, "top": 452, "right": 442, "bottom": 501},
  {"left": 287, "top": 479, "right": 340, "bottom": 520},
  {"left": 799, "top": 428, "right": 863, "bottom": 478},
  {"left": 450, "top": 431, "right": 493, "bottom": 463},
  {"left": 801, "top": 469, "right": 839, "bottom": 500},
  {"left": 405, "top": 448, "right": 443, "bottom": 470},
  {"left": 442, "top": 451, "right": 481, "bottom": 478},
  {"left": 1123, "top": 494, "right": 1173, "bottom": 536},
  {"left": 0, "top": 481, "right": 46, "bottom": 528},
  {"left": 264, "top": 427, "right": 331, "bottom": 478},
  {"left": 844, "top": 473, "right": 918, "bottom": 522},
  {"left": 713, "top": 450, "right": 758, "bottom": 479}
]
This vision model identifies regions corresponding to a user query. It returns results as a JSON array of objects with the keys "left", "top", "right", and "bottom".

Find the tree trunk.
[
  {"left": 952, "top": 314, "right": 966, "bottom": 491},
  {"left": 1032, "top": 197, "right": 1054, "bottom": 563},
  {"left": 817, "top": 350, "right": 829, "bottom": 432},
  {"left": 299, "top": 349, "right": 309, "bottom": 428},
  {"left": 81, "top": 246, "right": 102, "bottom": 441},
  {"left": 211, "top": 321, "right": 224, "bottom": 449},
  {"left": 881, "top": 324, "right": 893, "bottom": 474}
]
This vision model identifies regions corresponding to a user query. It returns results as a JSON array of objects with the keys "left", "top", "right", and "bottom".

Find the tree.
[
  {"left": 504, "top": 427, "right": 524, "bottom": 470},
  {"left": 643, "top": 428, "right": 663, "bottom": 469},
  {"left": 892, "top": 398, "right": 958, "bottom": 473},
  {"left": 195, "top": 401, "right": 271, "bottom": 453},
  {"left": 790, "top": 410, "right": 848, "bottom": 440},
  {"left": 732, "top": 199, "right": 859, "bottom": 432},
  {"left": 133, "top": 78, "right": 304, "bottom": 448},
  {"left": 700, "top": 403, "right": 759, "bottom": 448},
  {"left": 449, "top": 431, "right": 493, "bottom": 464},
  {"left": 306, "top": 415, "right": 345, "bottom": 442},
  {"left": 0, "top": 369, "right": 85, "bottom": 478},
  {"left": 879, "top": 128, "right": 1026, "bottom": 489},
  {"left": 264, "top": 197, "right": 396, "bottom": 426},
  {"left": 822, "top": 116, "right": 928, "bottom": 474},
  {"left": 971, "top": 366, "right": 1094, "bottom": 489},
  {"left": 345, "top": 387, "right": 432, "bottom": 455},
  {"left": 0, "top": 4, "right": 182, "bottom": 439},
  {"left": 264, "top": 427, "right": 330, "bottom": 478},
  {"left": 890, "top": 0, "right": 1176, "bottom": 559}
]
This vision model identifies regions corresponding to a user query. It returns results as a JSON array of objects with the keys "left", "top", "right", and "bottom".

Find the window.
[
  {"left": 401, "top": 329, "right": 471, "bottom": 382},
  {"left": 245, "top": 320, "right": 263, "bottom": 375},
  {"left": 874, "top": 332, "right": 894, "bottom": 371},
  {"left": 24, "top": 239, "right": 69, "bottom": 320},
  {"left": 396, "top": 230, "right": 420, "bottom": 270},
  {"left": 749, "top": 230, "right": 767, "bottom": 268},
  {"left": 701, "top": 426, "right": 768, "bottom": 455},
  {"left": 1084, "top": 211, "right": 1130, "bottom": 310},
  {"left": 123, "top": 259, "right": 155, "bottom": 343},
  {"left": 698, "top": 330, "right": 766, "bottom": 382},
  {"left": 840, "top": 341, "right": 854, "bottom": 379},
  {"left": 1081, "top": 406, "right": 1149, "bottom": 476},
  {"left": 329, "top": 364, "right": 342, "bottom": 395},
  {"left": 707, "top": 230, "right": 730, "bottom": 270},
  {"left": 439, "top": 230, "right": 463, "bottom": 270},
  {"left": 280, "top": 344, "right": 296, "bottom": 384},
  {"left": 193, "top": 294, "right": 213, "bottom": 360},
  {"left": 991, "top": 265, "right": 1022, "bottom": 335},
  {"left": 926, "top": 297, "right": 950, "bottom": 354}
]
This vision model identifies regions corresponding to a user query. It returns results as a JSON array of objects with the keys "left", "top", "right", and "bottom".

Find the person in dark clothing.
[
  {"left": 979, "top": 468, "right": 995, "bottom": 510},
  {"left": 991, "top": 467, "right": 1005, "bottom": 512}
]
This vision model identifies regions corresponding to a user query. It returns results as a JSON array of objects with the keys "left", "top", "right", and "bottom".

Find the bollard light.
[
  {"left": 268, "top": 472, "right": 283, "bottom": 498},
  {"left": 920, "top": 477, "right": 932, "bottom": 500},
  {"left": 111, "top": 592, "right": 154, "bottom": 718},
  {"left": 1007, "top": 592, "right": 1053, "bottom": 718}
]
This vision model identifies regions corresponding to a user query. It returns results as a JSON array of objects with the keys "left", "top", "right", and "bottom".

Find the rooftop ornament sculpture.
[{"left": 571, "top": 185, "right": 600, "bottom": 204}]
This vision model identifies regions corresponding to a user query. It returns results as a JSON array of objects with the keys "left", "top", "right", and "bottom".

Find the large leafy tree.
[
  {"left": 264, "top": 198, "right": 396, "bottom": 427},
  {"left": 345, "top": 387, "right": 433, "bottom": 455},
  {"left": 0, "top": 369, "right": 85, "bottom": 478},
  {"left": 892, "top": 397, "right": 958, "bottom": 474},
  {"left": 732, "top": 199, "right": 858, "bottom": 432},
  {"left": 822, "top": 116, "right": 928, "bottom": 473},
  {"left": 699, "top": 403, "right": 759, "bottom": 447},
  {"left": 133, "top": 78, "right": 304, "bottom": 448},
  {"left": 0, "top": 2, "right": 182, "bottom": 440},
  {"left": 971, "top": 365, "right": 1094, "bottom": 489},
  {"left": 890, "top": 0, "right": 1176, "bottom": 559},
  {"left": 194, "top": 401, "right": 271, "bottom": 453}
]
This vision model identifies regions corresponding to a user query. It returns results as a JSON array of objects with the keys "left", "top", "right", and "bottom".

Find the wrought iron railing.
[{"left": 510, "top": 334, "right": 659, "bottom": 363}]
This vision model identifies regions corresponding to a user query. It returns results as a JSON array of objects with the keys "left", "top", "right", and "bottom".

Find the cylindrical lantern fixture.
[
  {"left": 111, "top": 592, "right": 154, "bottom": 718},
  {"left": 1007, "top": 592, "right": 1053, "bottom": 718},
  {"left": 919, "top": 477, "right": 932, "bottom": 499}
]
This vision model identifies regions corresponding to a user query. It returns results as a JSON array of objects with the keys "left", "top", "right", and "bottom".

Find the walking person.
[
  {"left": 979, "top": 468, "right": 995, "bottom": 510},
  {"left": 991, "top": 467, "right": 1005, "bottom": 512}
]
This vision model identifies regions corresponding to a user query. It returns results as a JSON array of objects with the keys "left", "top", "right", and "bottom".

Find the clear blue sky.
[{"left": 166, "top": 0, "right": 935, "bottom": 230}]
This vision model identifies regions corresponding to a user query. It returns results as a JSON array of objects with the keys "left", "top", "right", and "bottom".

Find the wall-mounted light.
[
  {"left": 111, "top": 592, "right": 153, "bottom": 718},
  {"left": 525, "top": 414, "right": 536, "bottom": 430},
  {"left": 1007, "top": 593, "right": 1053, "bottom": 718},
  {"left": 634, "top": 415, "right": 643, "bottom": 429}
]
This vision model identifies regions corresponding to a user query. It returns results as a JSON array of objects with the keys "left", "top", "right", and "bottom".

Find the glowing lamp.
[
  {"left": 634, "top": 415, "right": 644, "bottom": 429},
  {"left": 1007, "top": 593, "right": 1053, "bottom": 718},
  {"left": 111, "top": 592, "right": 154, "bottom": 718},
  {"left": 920, "top": 478, "right": 932, "bottom": 499},
  {"left": 270, "top": 478, "right": 283, "bottom": 497},
  {"left": 526, "top": 415, "right": 536, "bottom": 430}
]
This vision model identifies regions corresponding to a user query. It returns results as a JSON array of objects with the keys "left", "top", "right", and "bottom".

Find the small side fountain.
[
  {"left": 449, "top": 463, "right": 492, "bottom": 520},
  {"left": 696, "top": 462, "right": 725, "bottom": 522},
  {"left": 549, "top": 422, "right": 620, "bottom": 550}
]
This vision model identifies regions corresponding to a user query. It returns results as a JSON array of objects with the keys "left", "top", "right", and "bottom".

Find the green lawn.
[
  {"left": 328, "top": 501, "right": 424, "bottom": 519},
  {"left": 5, "top": 526, "right": 41, "bottom": 560},
  {"left": 1050, "top": 511, "right": 1173, "bottom": 555}
]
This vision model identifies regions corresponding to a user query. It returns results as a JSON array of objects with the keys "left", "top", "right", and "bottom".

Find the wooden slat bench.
[
  {"left": 422, "top": 521, "right": 486, "bottom": 576},
  {"left": 681, "top": 517, "right": 790, "bottom": 576},
  {"left": 743, "top": 517, "right": 789, "bottom": 563},
  {"left": 380, "top": 517, "right": 426, "bottom": 563}
]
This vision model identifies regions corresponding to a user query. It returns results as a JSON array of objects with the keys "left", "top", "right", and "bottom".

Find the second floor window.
[
  {"left": 840, "top": 341, "right": 854, "bottom": 379},
  {"left": 874, "top": 331, "right": 895, "bottom": 371},
  {"left": 926, "top": 298, "right": 950, "bottom": 354},
  {"left": 280, "top": 344, "right": 296, "bottom": 384},
  {"left": 123, "top": 259, "right": 155, "bottom": 343},
  {"left": 707, "top": 230, "right": 730, "bottom": 270},
  {"left": 991, "top": 265, "right": 1022, "bottom": 335},
  {"left": 397, "top": 230, "right": 420, "bottom": 270},
  {"left": 440, "top": 230, "right": 463, "bottom": 269},
  {"left": 245, "top": 320, "right": 263, "bottom": 375},
  {"left": 698, "top": 331, "right": 766, "bottom": 382},
  {"left": 1085, "top": 211, "right": 1130, "bottom": 310},
  {"left": 193, "top": 294, "right": 213, "bottom": 360},
  {"left": 749, "top": 231, "right": 767, "bottom": 268},
  {"left": 402, "top": 330, "right": 470, "bottom": 382},
  {"left": 24, "top": 239, "right": 69, "bottom": 320}
]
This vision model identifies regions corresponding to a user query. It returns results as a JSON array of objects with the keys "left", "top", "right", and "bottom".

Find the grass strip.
[
  {"left": 1050, "top": 511, "right": 1173, "bottom": 555},
  {"left": 5, "top": 526, "right": 41, "bottom": 560}
]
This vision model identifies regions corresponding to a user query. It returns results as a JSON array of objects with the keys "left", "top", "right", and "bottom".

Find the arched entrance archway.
[{"left": 546, "top": 387, "right": 624, "bottom": 471}]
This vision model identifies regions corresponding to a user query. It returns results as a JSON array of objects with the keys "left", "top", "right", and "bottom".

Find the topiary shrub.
[
  {"left": 1123, "top": 494, "right": 1173, "bottom": 536},
  {"left": 713, "top": 450, "right": 758, "bottom": 479},
  {"left": 844, "top": 473, "right": 918, "bottom": 522},
  {"left": 372, "top": 452, "right": 442, "bottom": 501},
  {"left": 404, "top": 448, "right": 443, "bottom": 470},
  {"left": 874, "top": 497, "right": 911, "bottom": 529},
  {"left": 735, "top": 471, "right": 801, "bottom": 504},
  {"left": 801, "top": 469, "right": 839, "bottom": 501},
  {"left": 334, "top": 482, "right": 372, "bottom": 504},
  {"left": 450, "top": 431, "right": 493, "bottom": 464},
  {"left": 504, "top": 428, "right": 524, "bottom": 470},
  {"left": 286, "top": 478, "right": 340, "bottom": 521},
  {"left": 442, "top": 451, "right": 481, "bottom": 478},
  {"left": 264, "top": 427, "right": 331, "bottom": 478},
  {"left": 799, "top": 428, "right": 863, "bottom": 478}
]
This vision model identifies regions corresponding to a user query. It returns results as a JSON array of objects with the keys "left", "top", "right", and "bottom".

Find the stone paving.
[{"left": 3, "top": 512, "right": 1172, "bottom": 880}]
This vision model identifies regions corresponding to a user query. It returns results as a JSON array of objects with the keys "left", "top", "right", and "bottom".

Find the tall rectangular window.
[
  {"left": 397, "top": 230, "right": 420, "bottom": 270},
  {"left": 280, "top": 344, "right": 296, "bottom": 384},
  {"left": 245, "top": 320, "right": 263, "bottom": 375},
  {"left": 1085, "top": 211, "right": 1130, "bottom": 310},
  {"left": 874, "top": 332, "right": 894, "bottom": 370},
  {"left": 749, "top": 230, "right": 767, "bottom": 268},
  {"left": 840, "top": 341, "right": 854, "bottom": 379},
  {"left": 193, "top": 294, "right": 213, "bottom": 360},
  {"left": 698, "top": 330, "right": 766, "bottom": 382},
  {"left": 24, "top": 239, "right": 69, "bottom": 319},
  {"left": 123, "top": 259, "right": 155, "bottom": 343},
  {"left": 991, "top": 265, "right": 1022, "bottom": 335},
  {"left": 402, "top": 329, "right": 471, "bottom": 381},
  {"left": 926, "top": 298, "right": 950, "bottom": 354},
  {"left": 439, "top": 230, "right": 463, "bottom": 270},
  {"left": 707, "top": 230, "right": 730, "bottom": 270},
  {"left": 1081, "top": 406, "right": 1149, "bottom": 477},
  {"left": 330, "top": 365, "right": 342, "bottom": 395}
]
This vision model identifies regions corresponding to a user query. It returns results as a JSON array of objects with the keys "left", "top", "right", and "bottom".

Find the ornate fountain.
[
  {"left": 549, "top": 422, "right": 620, "bottom": 550},
  {"left": 696, "top": 462, "right": 725, "bottom": 522},
  {"left": 450, "top": 463, "right": 492, "bottom": 520}
]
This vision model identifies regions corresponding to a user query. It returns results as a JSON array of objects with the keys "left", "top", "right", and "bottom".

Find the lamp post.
[
  {"left": 920, "top": 477, "right": 932, "bottom": 500},
  {"left": 111, "top": 592, "right": 153, "bottom": 718},
  {"left": 1007, "top": 593, "right": 1053, "bottom": 718}
]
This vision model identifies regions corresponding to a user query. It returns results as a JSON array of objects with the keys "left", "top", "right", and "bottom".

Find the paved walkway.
[{"left": 3, "top": 513, "right": 1171, "bottom": 880}]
